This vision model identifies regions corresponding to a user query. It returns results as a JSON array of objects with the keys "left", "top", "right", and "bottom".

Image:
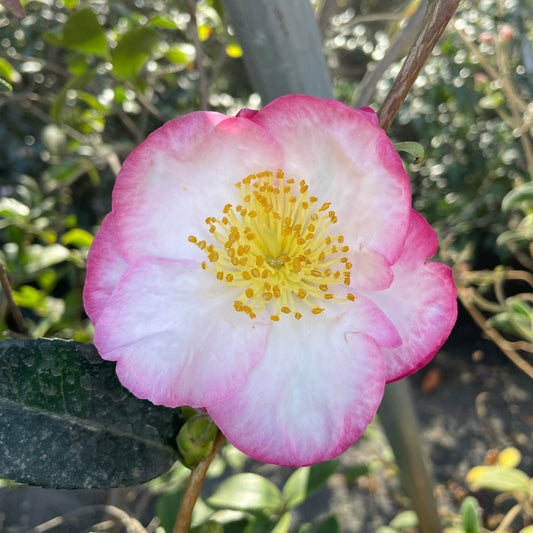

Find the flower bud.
[
  {"left": 499, "top": 24, "right": 514, "bottom": 42},
  {"left": 177, "top": 414, "right": 218, "bottom": 468}
]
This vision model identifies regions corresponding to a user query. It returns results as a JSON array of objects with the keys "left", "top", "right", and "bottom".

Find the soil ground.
[{"left": 1, "top": 312, "right": 532, "bottom": 533}]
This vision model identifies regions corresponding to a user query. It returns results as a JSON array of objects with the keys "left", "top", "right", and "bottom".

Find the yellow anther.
[{"left": 189, "top": 170, "right": 354, "bottom": 322}]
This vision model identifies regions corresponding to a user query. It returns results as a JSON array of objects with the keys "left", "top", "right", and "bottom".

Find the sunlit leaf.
[
  {"left": 0, "top": 57, "right": 21, "bottom": 84},
  {"left": 62, "top": 8, "right": 108, "bottom": 56},
  {"left": 498, "top": 447, "right": 522, "bottom": 468},
  {"left": 208, "top": 473, "right": 282, "bottom": 512},
  {"left": 225, "top": 42, "right": 243, "bottom": 58},
  {"left": 390, "top": 510, "right": 418, "bottom": 530},
  {"left": 166, "top": 43, "right": 196, "bottom": 65},
  {"left": 467, "top": 465, "right": 531, "bottom": 492},
  {"left": 61, "top": 228, "right": 94, "bottom": 248},
  {"left": 112, "top": 27, "right": 160, "bottom": 79}
]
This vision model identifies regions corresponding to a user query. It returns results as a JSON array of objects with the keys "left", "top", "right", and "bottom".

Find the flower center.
[{"left": 189, "top": 169, "right": 355, "bottom": 321}]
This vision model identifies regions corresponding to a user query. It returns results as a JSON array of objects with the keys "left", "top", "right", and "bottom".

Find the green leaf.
[
  {"left": 313, "top": 516, "right": 339, "bottom": 533},
  {"left": 0, "top": 339, "right": 182, "bottom": 488},
  {"left": 282, "top": 459, "right": 338, "bottom": 508},
  {"left": 0, "top": 57, "right": 21, "bottom": 84},
  {"left": 61, "top": 228, "right": 94, "bottom": 248},
  {"left": 502, "top": 182, "right": 533, "bottom": 212},
  {"left": 62, "top": 9, "right": 108, "bottom": 56},
  {"left": 11, "top": 285, "right": 46, "bottom": 310},
  {"left": 394, "top": 142, "right": 425, "bottom": 163},
  {"left": 51, "top": 69, "right": 95, "bottom": 123},
  {"left": 518, "top": 527, "right": 533, "bottom": 533},
  {"left": 112, "top": 27, "right": 160, "bottom": 79},
  {"left": 0, "top": 77, "right": 12, "bottom": 91},
  {"left": 149, "top": 15, "right": 178, "bottom": 29},
  {"left": 165, "top": 43, "right": 196, "bottom": 65},
  {"left": 272, "top": 513, "right": 291, "bottom": 533},
  {"left": 467, "top": 465, "right": 531, "bottom": 492},
  {"left": 389, "top": 510, "right": 419, "bottom": 530},
  {"left": 460, "top": 497, "right": 480, "bottom": 533},
  {"left": 208, "top": 473, "right": 282, "bottom": 512},
  {"left": 25, "top": 244, "right": 71, "bottom": 274}
]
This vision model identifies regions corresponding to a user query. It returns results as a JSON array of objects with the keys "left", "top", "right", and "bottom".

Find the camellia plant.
[{"left": 0, "top": 0, "right": 463, "bottom": 532}]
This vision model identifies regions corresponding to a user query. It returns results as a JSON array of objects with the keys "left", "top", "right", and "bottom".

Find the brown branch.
[
  {"left": 0, "top": 263, "right": 30, "bottom": 337},
  {"left": 378, "top": 0, "right": 461, "bottom": 131},
  {"left": 172, "top": 430, "right": 225, "bottom": 533}
]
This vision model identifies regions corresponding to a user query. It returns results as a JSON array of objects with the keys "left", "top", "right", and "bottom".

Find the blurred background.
[{"left": 0, "top": 1, "right": 532, "bottom": 532}]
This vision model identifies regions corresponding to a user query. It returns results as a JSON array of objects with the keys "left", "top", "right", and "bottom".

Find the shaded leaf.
[
  {"left": 51, "top": 69, "right": 96, "bottom": 123},
  {"left": 314, "top": 515, "right": 339, "bottom": 533},
  {"left": 282, "top": 459, "right": 338, "bottom": 508},
  {"left": 208, "top": 473, "right": 282, "bottom": 512},
  {"left": 0, "top": 339, "right": 182, "bottom": 488},
  {"left": 112, "top": 27, "right": 160, "bottom": 79},
  {"left": 62, "top": 9, "right": 108, "bottom": 56}
]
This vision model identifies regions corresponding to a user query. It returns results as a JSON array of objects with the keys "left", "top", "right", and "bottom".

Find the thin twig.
[
  {"left": 355, "top": 0, "right": 427, "bottom": 107},
  {"left": 460, "top": 290, "right": 533, "bottom": 378},
  {"left": 0, "top": 262, "right": 30, "bottom": 337},
  {"left": 172, "top": 431, "right": 225, "bottom": 533},
  {"left": 32, "top": 505, "right": 147, "bottom": 533},
  {"left": 493, "top": 503, "right": 522, "bottom": 533},
  {"left": 378, "top": 0, "right": 461, "bottom": 131},
  {"left": 184, "top": 0, "right": 209, "bottom": 110}
]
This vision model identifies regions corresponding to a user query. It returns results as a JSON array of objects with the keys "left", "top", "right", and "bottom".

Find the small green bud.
[{"left": 177, "top": 414, "right": 218, "bottom": 468}]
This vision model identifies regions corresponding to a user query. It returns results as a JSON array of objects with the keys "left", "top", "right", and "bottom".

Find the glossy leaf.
[
  {"left": 208, "top": 473, "right": 282, "bottom": 512},
  {"left": 282, "top": 459, "right": 338, "bottom": 508},
  {"left": 502, "top": 182, "right": 533, "bottom": 212},
  {"left": 112, "top": 27, "right": 160, "bottom": 79},
  {"left": 62, "top": 9, "right": 108, "bottom": 56},
  {"left": 0, "top": 338, "right": 182, "bottom": 488}
]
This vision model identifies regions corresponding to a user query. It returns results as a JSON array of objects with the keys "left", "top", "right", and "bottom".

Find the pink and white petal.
[
  {"left": 93, "top": 257, "right": 269, "bottom": 408},
  {"left": 112, "top": 112, "right": 283, "bottom": 263},
  {"left": 208, "top": 318, "right": 386, "bottom": 466},
  {"left": 83, "top": 212, "right": 128, "bottom": 324},
  {"left": 362, "top": 210, "right": 457, "bottom": 382},
  {"left": 249, "top": 95, "right": 411, "bottom": 264},
  {"left": 348, "top": 247, "right": 394, "bottom": 291}
]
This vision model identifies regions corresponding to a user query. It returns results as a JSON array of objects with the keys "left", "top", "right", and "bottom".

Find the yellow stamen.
[{"left": 189, "top": 170, "right": 354, "bottom": 320}]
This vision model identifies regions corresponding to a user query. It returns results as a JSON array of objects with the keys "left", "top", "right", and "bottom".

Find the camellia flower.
[{"left": 84, "top": 95, "right": 457, "bottom": 466}]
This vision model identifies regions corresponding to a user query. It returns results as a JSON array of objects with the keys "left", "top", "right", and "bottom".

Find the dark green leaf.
[
  {"left": 51, "top": 69, "right": 95, "bottom": 123},
  {"left": 313, "top": 515, "right": 339, "bottom": 533},
  {"left": 282, "top": 459, "right": 338, "bottom": 508},
  {"left": 112, "top": 27, "right": 160, "bottom": 79},
  {"left": 0, "top": 338, "right": 182, "bottom": 488},
  {"left": 62, "top": 9, "right": 108, "bottom": 56},
  {"left": 208, "top": 473, "right": 282, "bottom": 512}
]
